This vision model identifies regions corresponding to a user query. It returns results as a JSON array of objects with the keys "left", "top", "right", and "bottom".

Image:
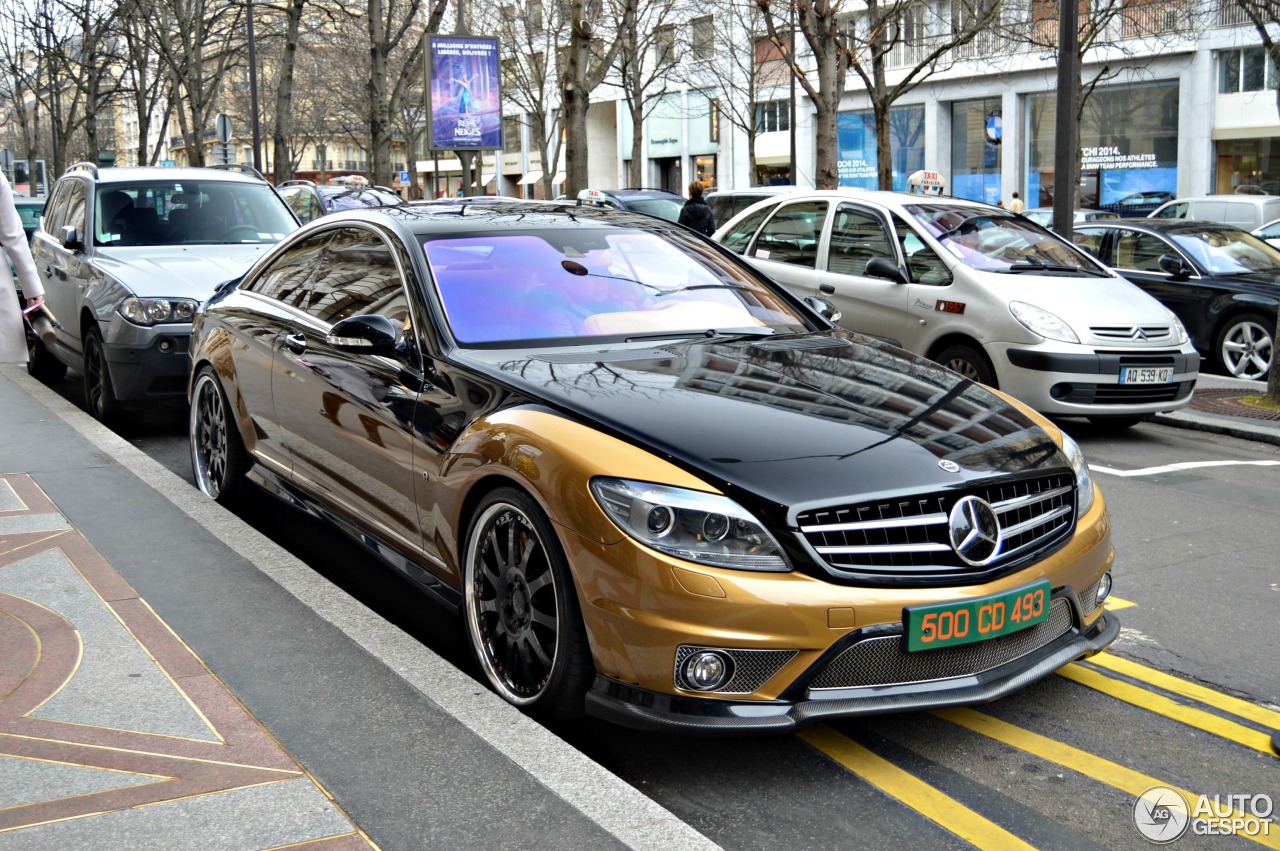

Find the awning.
[
  {"left": 754, "top": 131, "right": 792, "bottom": 166},
  {"left": 552, "top": 171, "right": 566, "bottom": 184},
  {"left": 473, "top": 173, "right": 495, "bottom": 187},
  {"left": 419, "top": 159, "right": 462, "bottom": 174},
  {"left": 518, "top": 170, "right": 543, "bottom": 185}
]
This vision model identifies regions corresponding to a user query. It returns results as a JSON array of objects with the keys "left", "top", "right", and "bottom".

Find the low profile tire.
[
  {"left": 1215, "top": 312, "right": 1274, "bottom": 380},
  {"left": 935, "top": 343, "right": 997, "bottom": 387},
  {"left": 1087, "top": 415, "right": 1145, "bottom": 431},
  {"left": 26, "top": 333, "right": 67, "bottom": 383},
  {"left": 463, "top": 488, "right": 593, "bottom": 720},
  {"left": 190, "top": 367, "right": 248, "bottom": 504},
  {"left": 83, "top": 326, "right": 126, "bottom": 426}
]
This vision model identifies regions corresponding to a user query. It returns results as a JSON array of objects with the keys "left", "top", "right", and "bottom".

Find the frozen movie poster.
[{"left": 429, "top": 36, "right": 502, "bottom": 150}]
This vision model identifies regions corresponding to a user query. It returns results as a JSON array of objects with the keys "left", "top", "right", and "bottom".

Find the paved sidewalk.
[{"left": 0, "top": 365, "right": 716, "bottom": 851}]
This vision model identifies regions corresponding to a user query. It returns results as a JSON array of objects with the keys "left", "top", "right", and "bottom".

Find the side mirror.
[
  {"left": 326, "top": 314, "right": 402, "bottom": 354},
  {"left": 865, "top": 256, "right": 907, "bottom": 283},
  {"left": 1157, "top": 253, "right": 1191, "bottom": 278},
  {"left": 803, "top": 296, "right": 842, "bottom": 324},
  {"left": 60, "top": 225, "right": 83, "bottom": 251}
]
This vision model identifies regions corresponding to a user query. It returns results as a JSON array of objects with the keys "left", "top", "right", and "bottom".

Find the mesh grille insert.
[{"left": 809, "top": 597, "right": 1074, "bottom": 690}]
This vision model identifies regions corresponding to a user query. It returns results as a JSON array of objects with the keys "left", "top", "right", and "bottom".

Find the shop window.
[{"left": 1218, "top": 47, "right": 1278, "bottom": 94}]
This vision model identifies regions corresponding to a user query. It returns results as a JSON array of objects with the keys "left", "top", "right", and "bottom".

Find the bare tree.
[
  {"left": 494, "top": 0, "right": 565, "bottom": 200},
  {"left": 692, "top": 0, "right": 773, "bottom": 182},
  {"left": 118, "top": 0, "right": 173, "bottom": 165},
  {"left": 562, "top": 0, "right": 635, "bottom": 194},
  {"left": 0, "top": 0, "right": 47, "bottom": 166},
  {"left": 613, "top": 0, "right": 681, "bottom": 186}
]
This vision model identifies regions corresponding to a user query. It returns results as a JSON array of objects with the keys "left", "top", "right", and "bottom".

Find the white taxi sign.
[
  {"left": 577, "top": 188, "right": 606, "bottom": 204},
  {"left": 907, "top": 170, "right": 945, "bottom": 194}
]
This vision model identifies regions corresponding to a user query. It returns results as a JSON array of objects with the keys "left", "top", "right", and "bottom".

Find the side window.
[
  {"left": 827, "top": 205, "right": 894, "bottom": 276},
  {"left": 751, "top": 201, "right": 825, "bottom": 268},
  {"left": 1153, "top": 202, "right": 1188, "bottom": 219},
  {"left": 282, "top": 188, "right": 320, "bottom": 223},
  {"left": 63, "top": 180, "right": 88, "bottom": 238},
  {"left": 244, "top": 232, "right": 334, "bottom": 299},
  {"left": 1113, "top": 231, "right": 1173, "bottom": 272},
  {"left": 297, "top": 227, "right": 407, "bottom": 325},
  {"left": 720, "top": 204, "right": 775, "bottom": 254},
  {"left": 891, "top": 214, "right": 952, "bottom": 285},
  {"left": 1072, "top": 228, "right": 1107, "bottom": 261},
  {"left": 41, "top": 183, "right": 72, "bottom": 235}
]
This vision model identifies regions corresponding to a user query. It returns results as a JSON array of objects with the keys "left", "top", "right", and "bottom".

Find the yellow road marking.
[
  {"left": 1088, "top": 652, "right": 1280, "bottom": 729},
  {"left": 935, "top": 708, "right": 1280, "bottom": 850},
  {"left": 1103, "top": 595, "right": 1136, "bottom": 611},
  {"left": 1058, "top": 664, "right": 1276, "bottom": 757},
  {"left": 798, "top": 725, "right": 1036, "bottom": 851}
]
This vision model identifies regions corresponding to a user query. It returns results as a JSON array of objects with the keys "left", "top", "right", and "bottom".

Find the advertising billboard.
[{"left": 428, "top": 36, "right": 502, "bottom": 151}]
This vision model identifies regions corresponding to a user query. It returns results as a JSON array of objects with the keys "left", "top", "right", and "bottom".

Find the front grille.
[
  {"left": 674, "top": 646, "right": 798, "bottom": 694},
  {"left": 796, "top": 474, "right": 1075, "bottom": 579},
  {"left": 809, "top": 597, "right": 1074, "bottom": 690},
  {"left": 1079, "top": 578, "right": 1102, "bottom": 615},
  {"left": 1090, "top": 325, "right": 1174, "bottom": 343}
]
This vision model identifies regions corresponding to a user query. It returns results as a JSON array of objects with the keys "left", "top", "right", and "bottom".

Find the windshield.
[
  {"left": 623, "top": 197, "right": 685, "bottom": 222},
  {"left": 95, "top": 181, "right": 297, "bottom": 247},
  {"left": 322, "top": 187, "right": 404, "bottom": 211},
  {"left": 1169, "top": 228, "right": 1280, "bottom": 274},
  {"left": 425, "top": 227, "right": 811, "bottom": 346},
  {"left": 906, "top": 204, "right": 1100, "bottom": 274}
]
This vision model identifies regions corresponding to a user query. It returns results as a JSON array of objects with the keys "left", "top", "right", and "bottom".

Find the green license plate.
[{"left": 905, "top": 580, "right": 1051, "bottom": 652}]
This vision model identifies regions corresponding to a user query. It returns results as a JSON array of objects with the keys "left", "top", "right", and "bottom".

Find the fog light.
[
  {"left": 683, "top": 650, "right": 733, "bottom": 691},
  {"left": 1097, "top": 572, "right": 1113, "bottom": 602},
  {"left": 158, "top": 337, "right": 174, "bottom": 353}
]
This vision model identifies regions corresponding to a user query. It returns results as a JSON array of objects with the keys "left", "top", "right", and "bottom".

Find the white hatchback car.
[{"left": 713, "top": 190, "right": 1200, "bottom": 428}]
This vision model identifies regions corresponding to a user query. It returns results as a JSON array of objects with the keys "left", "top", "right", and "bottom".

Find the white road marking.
[{"left": 1090, "top": 460, "right": 1280, "bottom": 478}]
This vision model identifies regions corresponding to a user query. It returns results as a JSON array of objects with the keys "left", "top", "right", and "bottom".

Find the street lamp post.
[{"left": 246, "top": 0, "right": 263, "bottom": 173}]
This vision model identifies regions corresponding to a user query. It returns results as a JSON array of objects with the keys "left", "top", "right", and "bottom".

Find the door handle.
[
  {"left": 819, "top": 283, "right": 835, "bottom": 294},
  {"left": 284, "top": 332, "right": 306, "bottom": 354}
]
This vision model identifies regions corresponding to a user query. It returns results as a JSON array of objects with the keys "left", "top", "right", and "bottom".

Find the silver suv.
[{"left": 29, "top": 163, "right": 298, "bottom": 424}]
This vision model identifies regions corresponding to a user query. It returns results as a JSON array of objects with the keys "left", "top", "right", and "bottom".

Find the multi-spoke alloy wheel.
[
  {"left": 1218, "top": 313, "right": 1274, "bottom": 380},
  {"left": 189, "top": 368, "right": 246, "bottom": 504},
  {"left": 83, "top": 327, "right": 124, "bottom": 425},
  {"left": 464, "top": 489, "right": 591, "bottom": 719}
]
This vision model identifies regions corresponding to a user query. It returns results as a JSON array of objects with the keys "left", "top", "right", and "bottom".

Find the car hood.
[
  {"left": 463, "top": 332, "right": 1068, "bottom": 517},
  {"left": 977, "top": 271, "right": 1177, "bottom": 332},
  {"left": 94, "top": 245, "right": 273, "bottom": 299}
]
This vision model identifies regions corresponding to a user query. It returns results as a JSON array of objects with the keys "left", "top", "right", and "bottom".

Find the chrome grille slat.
[
  {"left": 796, "top": 473, "right": 1075, "bottom": 578},
  {"left": 809, "top": 597, "right": 1074, "bottom": 689}
]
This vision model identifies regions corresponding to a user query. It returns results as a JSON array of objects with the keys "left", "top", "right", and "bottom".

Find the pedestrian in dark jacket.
[{"left": 677, "top": 181, "right": 716, "bottom": 236}]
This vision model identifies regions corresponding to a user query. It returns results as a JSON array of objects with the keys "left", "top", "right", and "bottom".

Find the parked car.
[
  {"left": 1148, "top": 194, "right": 1280, "bottom": 231},
  {"left": 1252, "top": 217, "right": 1280, "bottom": 249},
  {"left": 707, "top": 186, "right": 801, "bottom": 226},
  {"left": 188, "top": 201, "right": 1117, "bottom": 731},
  {"left": 1022, "top": 207, "right": 1119, "bottom": 230},
  {"left": 1109, "top": 191, "right": 1175, "bottom": 216},
  {"left": 579, "top": 187, "right": 686, "bottom": 222},
  {"left": 1072, "top": 219, "right": 1278, "bottom": 380},
  {"left": 712, "top": 190, "right": 1199, "bottom": 429},
  {"left": 277, "top": 180, "right": 404, "bottom": 223},
  {"left": 12, "top": 194, "right": 45, "bottom": 243},
  {"left": 29, "top": 162, "right": 299, "bottom": 422}
]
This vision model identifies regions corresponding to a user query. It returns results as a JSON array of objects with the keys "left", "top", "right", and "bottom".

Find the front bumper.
[
  {"left": 991, "top": 343, "right": 1199, "bottom": 416},
  {"left": 585, "top": 602, "right": 1119, "bottom": 735},
  {"left": 101, "top": 319, "right": 192, "bottom": 403}
]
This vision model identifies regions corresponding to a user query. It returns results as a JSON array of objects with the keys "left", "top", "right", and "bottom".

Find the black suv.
[{"left": 28, "top": 163, "right": 298, "bottom": 423}]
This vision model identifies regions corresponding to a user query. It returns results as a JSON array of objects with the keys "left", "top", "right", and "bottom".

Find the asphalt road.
[{"left": 46, "top": 373, "right": 1280, "bottom": 850}]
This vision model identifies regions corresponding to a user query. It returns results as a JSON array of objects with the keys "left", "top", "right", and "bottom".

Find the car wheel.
[
  {"left": 935, "top": 343, "right": 997, "bottom": 387},
  {"left": 26, "top": 333, "right": 67, "bottom": 383},
  {"left": 1087, "top": 415, "right": 1145, "bottom": 431},
  {"left": 189, "top": 367, "right": 248, "bottom": 504},
  {"left": 463, "top": 488, "right": 593, "bottom": 720},
  {"left": 82, "top": 326, "right": 126, "bottom": 426},
  {"left": 1216, "top": 312, "right": 1274, "bottom": 380}
]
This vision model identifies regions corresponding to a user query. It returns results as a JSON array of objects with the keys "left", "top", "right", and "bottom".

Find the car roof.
[
  {"left": 734, "top": 188, "right": 995, "bottom": 211},
  {"left": 60, "top": 165, "right": 269, "bottom": 186},
  {"left": 605, "top": 188, "right": 683, "bottom": 200},
  {"left": 1075, "top": 217, "right": 1250, "bottom": 234},
  {"left": 315, "top": 199, "right": 680, "bottom": 236}
]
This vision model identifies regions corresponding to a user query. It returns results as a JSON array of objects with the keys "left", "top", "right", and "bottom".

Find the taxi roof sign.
[
  {"left": 907, "top": 170, "right": 945, "bottom": 194},
  {"left": 577, "top": 188, "right": 606, "bottom": 204}
]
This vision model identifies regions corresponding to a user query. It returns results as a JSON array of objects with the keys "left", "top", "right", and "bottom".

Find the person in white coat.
[{"left": 1, "top": 170, "right": 45, "bottom": 364}]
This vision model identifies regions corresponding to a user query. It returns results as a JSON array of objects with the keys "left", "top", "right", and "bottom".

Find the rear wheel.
[
  {"left": 934, "top": 343, "right": 997, "bottom": 387},
  {"left": 82, "top": 326, "right": 126, "bottom": 426},
  {"left": 1215, "top": 312, "right": 1274, "bottom": 380},
  {"left": 463, "top": 488, "right": 593, "bottom": 720},
  {"left": 190, "top": 367, "right": 248, "bottom": 504},
  {"left": 26, "top": 333, "right": 67, "bottom": 383}
]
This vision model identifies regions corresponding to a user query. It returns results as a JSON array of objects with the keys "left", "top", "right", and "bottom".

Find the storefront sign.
[{"left": 1082, "top": 146, "right": 1160, "bottom": 169}]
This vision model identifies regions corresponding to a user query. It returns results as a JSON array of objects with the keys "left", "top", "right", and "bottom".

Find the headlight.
[
  {"left": 590, "top": 478, "right": 790, "bottom": 571},
  {"left": 1060, "top": 432, "right": 1095, "bottom": 516},
  {"left": 1009, "top": 301, "right": 1080, "bottom": 344},
  {"left": 119, "top": 297, "right": 199, "bottom": 326},
  {"left": 1165, "top": 308, "right": 1189, "bottom": 345}
]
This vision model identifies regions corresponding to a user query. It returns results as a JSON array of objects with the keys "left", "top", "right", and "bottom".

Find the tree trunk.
[
  {"left": 562, "top": 41, "right": 591, "bottom": 195},
  {"left": 813, "top": 100, "right": 838, "bottom": 190},
  {"left": 273, "top": 0, "right": 305, "bottom": 183},
  {"left": 629, "top": 99, "right": 644, "bottom": 186}
]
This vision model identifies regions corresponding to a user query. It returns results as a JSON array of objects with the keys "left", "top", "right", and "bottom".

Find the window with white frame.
[
  {"left": 1219, "top": 46, "right": 1279, "bottom": 93},
  {"left": 755, "top": 100, "right": 790, "bottom": 134}
]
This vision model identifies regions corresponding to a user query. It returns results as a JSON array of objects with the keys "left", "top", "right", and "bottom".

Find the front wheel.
[
  {"left": 1216, "top": 312, "right": 1274, "bottom": 380},
  {"left": 463, "top": 488, "right": 593, "bottom": 720},
  {"left": 190, "top": 367, "right": 248, "bottom": 504},
  {"left": 26, "top": 333, "right": 67, "bottom": 383},
  {"left": 934, "top": 343, "right": 997, "bottom": 387},
  {"left": 83, "top": 326, "right": 126, "bottom": 426}
]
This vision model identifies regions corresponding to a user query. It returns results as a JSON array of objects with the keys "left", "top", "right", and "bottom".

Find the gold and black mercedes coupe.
[{"left": 188, "top": 201, "right": 1119, "bottom": 733}]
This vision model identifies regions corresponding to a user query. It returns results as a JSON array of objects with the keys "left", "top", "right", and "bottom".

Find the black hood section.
[{"left": 460, "top": 332, "right": 1067, "bottom": 522}]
